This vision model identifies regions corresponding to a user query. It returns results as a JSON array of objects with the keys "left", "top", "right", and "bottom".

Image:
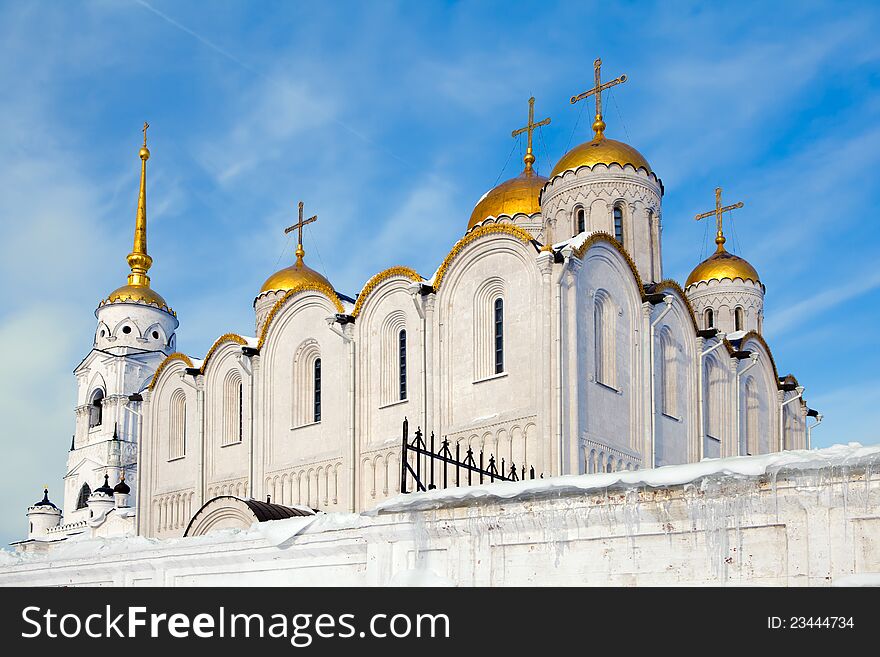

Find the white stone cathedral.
[{"left": 19, "top": 64, "right": 821, "bottom": 547}]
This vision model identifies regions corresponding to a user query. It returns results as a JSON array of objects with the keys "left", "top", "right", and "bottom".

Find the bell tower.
[{"left": 62, "top": 124, "right": 179, "bottom": 527}]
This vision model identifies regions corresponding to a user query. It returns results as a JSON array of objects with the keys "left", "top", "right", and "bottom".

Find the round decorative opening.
[
  {"left": 99, "top": 330, "right": 105, "bottom": 337},
  {"left": 152, "top": 331, "right": 159, "bottom": 339},
  {"left": 122, "top": 326, "right": 132, "bottom": 335}
]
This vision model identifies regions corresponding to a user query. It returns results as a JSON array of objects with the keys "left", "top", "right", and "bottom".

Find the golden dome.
[
  {"left": 103, "top": 284, "right": 172, "bottom": 313},
  {"left": 686, "top": 242, "right": 760, "bottom": 287},
  {"left": 467, "top": 167, "right": 547, "bottom": 231},
  {"left": 551, "top": 134, "right": 652, "bottom": 178},
  {"left": 260, "top": 246, "right": 333, "bottom": 294}
]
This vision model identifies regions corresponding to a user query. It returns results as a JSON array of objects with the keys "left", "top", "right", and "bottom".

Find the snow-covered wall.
[{"left": 2, "top": 444, "right": 878, "bottom": 586}]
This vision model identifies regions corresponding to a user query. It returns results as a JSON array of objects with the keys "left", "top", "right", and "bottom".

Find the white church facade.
[{"left": 19, "top": 61, "right": 820, "bottom": 547}]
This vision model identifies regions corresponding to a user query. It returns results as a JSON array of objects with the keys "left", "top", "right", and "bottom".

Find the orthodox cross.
[
  {"left": 695, "top": 187, "right": 744, "bottom": 249},
  {"left": 142, "top": 121, "right": 149, "bottom": 146},
  {"left": 570, "top": 58, "right": 627, "bottom": 138},
  {"left": 511, "top": 96, "right": 550, "bottom": 172},
  {"left": 284, "top": 201, "right": 318, "bottom": 247}
]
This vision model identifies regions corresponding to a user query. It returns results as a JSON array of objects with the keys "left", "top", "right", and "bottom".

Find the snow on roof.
[
  {"left": 554, "top": 229, "right": 599, "bottom": 252},
  {"left": 371, "top": 442, "right": 880, "bottom": 515}
]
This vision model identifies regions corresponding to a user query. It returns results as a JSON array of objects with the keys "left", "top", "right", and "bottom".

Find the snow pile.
[
  {"left": 371, "top": 442, "right": 880, "bottom": 514},
  {"left": 1, "top": 511, "right": 372, "bottom": 567}
]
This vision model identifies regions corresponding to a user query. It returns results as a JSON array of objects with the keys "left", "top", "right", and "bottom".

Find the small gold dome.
[
  {"left": 467, "top": 168, "right": 547, "bottom": 231},
  {"left": 550, "top": 134, "right": 651, "bottom": 178},
  {"left": 686, "top": 243, "right": 760, "bottom": 287},
  {"left": 260, "top": 247, "right": 333, "bottom": 295},
  {"left": 103, "top": 284, "right": 172, "bottom": 313}
]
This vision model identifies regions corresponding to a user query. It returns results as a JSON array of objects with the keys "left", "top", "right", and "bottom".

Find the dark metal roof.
[
  {"left": 183, "top": 496, "right": 315, "bottom": 537},
  {"left": 94, "top": 474, "right": 114, "bottom": 496},
  {"left": 243, "top": 499, "right": 315, "bottom": 522},
  {"left": 32, "top": 488, "right": 58, "bottom": 510},
  {"left": 113, "top": 476, "right": 130, "bottom": 494}
]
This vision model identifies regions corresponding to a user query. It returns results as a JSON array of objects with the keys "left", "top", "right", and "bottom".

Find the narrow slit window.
[
  {"left": 313, "top": 358, "right": 322, "bottom": 423},
  {"left": 238, "top": 381, "right": 244, "bottom": 441},
  {"left": 494, "top": 298, "right": 504, "bottom": 374},
  {"left": 705, "top": 308, "right": 714, "bottom": 329},
  {"left": 613, "top": 206, "right": 624, "bottom": 244},
  {"left": 576, "top": 207, "right": 586, "bottom": 234},
  {"left": 735, "top": 307, "right": 744, "bottom": 332},
  {"left": 398, "top": 329, "right": 407, "bottom": 401}
]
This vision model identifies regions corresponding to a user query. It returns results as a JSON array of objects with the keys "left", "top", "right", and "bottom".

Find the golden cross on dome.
[
  {"left": 284, "top": 201, "right": 318, "bottom": 262},
  {"left": 695, "top": 187, "right": 744, "bottom": 250},
  {"left": 142, "top": 121, "right": 149, "bottom": 147},
  {"left": 570, "top": 58, "right": 627, "bottom": 139},
  {"left": 511, "top": 96, "right": 550, "bottom": 172}
]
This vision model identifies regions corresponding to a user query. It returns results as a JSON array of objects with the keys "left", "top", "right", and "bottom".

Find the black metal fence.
[{"left": 400, "top": 418, "right": 538, "bottom": 494}]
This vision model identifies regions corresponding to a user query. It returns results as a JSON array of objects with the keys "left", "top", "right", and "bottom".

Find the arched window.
[
  {"left": 76, "top": 483, "right": 91, "bottom": 510},
  {"left": 575, "top": 207, "right": 586, "bottom": 234},
  {"left": 613, "top": 205, "right": 624, "bottom": 244},
  {"left": 735, "top": 307, "right": 744, "bottom": 332},
  {"left": 660, "top": 331, "right": 678, "bottom": 417},
  {"left": 398, "top": 329, "right": 407, "bottom": 401},
  {"left": 313, "top": 358, "right": 322, "bottom": 423},
  {"left": 169, "top": 390, "right": 186, "bottom": 459},
  {"left": 88, "top": 389, "right": 104, "bottom": 428},
  {"left": 494, "top": 298, "right": 504, "bottom": 374},
  {"left": 594, "top": 291, "right": 616, "bottom": 387},
  {"left": 292, "top": 341, "right": 321, "bottom": 427},
  {"left": 705, "top": 308, "right": 714, "bottom": 329},
  {"left": 222, "top": 372, "right": 243, "bottom": 446}
]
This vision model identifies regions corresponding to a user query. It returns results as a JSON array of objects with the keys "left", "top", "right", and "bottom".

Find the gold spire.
[
  {"left": 570, "top": 58, "right": 627, "bottom": 139},
  {"left": 127, "top": 121, "right": 152, "bottom": 287},
  {"left": 511, "top": 96, "right": 551, "bottom": 173},
  {"left": 260, "top": 201, "right": 332, "bottom": 295},
  {"left": 686, "top": 187, "right": 759, "bottom": 287},
  {"left": 101, "top": 123, "right": 172, "bottom": 314}
]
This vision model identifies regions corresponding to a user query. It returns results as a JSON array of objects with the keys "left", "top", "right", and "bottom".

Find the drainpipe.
[
  {"left": 779, "top": 386, "right": 805, "bottom": 452},
  {"left": 697, "top": 331, "right": 726, "bottom": 461},
  {"left": 409, "top": 282, "right": 427, "bottom": 433},
  {"left": 238, "top": 350, "right": 255, "bottom": 497},
  {"left": 556, "top": 247, "right": 573, "bottom": 475},
  {"left": 179, "top": 369, "right": 204, "bottom": 505},
  {"left": 328, "top": 316, "right": 356, "bottom": 511},
  {"left": 649, "top": 296, "right": 673, "bottom": 468},
  {"left": 125, "top": 393, "right": 143, "bottom": 535},
  {"left": 807, "top": 411, "right": 823, "bottom": 450},
  {"left": 735, "top": 352, "right": 759, "bottom": 456}
]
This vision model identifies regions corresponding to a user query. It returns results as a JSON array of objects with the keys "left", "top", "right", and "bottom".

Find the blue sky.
[{"left": 1, "top": 0, "right": 879, "bottom": 546}]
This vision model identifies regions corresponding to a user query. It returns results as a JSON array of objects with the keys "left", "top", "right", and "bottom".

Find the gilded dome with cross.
[
  {"left": 686, "top": 187, "right": 760, "bottom": 287},
  {"left": 468, "top": 96, "right": 550, "bottom": 231},
  {"left": 259, "top": 201, "right": 333, "bottom": 295},
  {"left": 550, "top": 58, "right": 653, "bottom": 178}
]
